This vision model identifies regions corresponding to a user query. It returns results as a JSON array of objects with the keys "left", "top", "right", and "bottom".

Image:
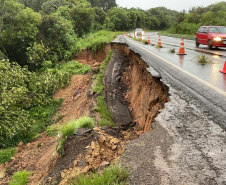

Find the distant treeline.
[
  {"left": 0, "top": 0, "right": 178, "bottom": 68},
  {"left": 169, "top": 1, "right": 226, "bottom": 35}
]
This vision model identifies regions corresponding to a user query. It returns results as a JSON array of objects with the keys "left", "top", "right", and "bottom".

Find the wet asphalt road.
[
  {"left": 122, "top": 35, "right": 226, "bottom": 128},
  {"left": 111, "top": 35, "right": 226, "bottom": 184}
]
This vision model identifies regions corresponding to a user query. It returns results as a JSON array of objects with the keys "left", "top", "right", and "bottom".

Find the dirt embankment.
[
  {"left": 0, "top": 42, "right": 170, "bottom": 185},
  {"left": 112, "top": 43, "right": 169, "bottom": 132}
]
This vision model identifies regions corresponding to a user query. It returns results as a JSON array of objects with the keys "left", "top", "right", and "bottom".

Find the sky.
[{"left": 116, "top": 0, "right": 222, "bottom": 12}]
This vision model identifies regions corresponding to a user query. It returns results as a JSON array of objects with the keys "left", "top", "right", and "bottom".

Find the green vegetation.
[
  {"left": 133, "top": 38, "right": 142, "bottom": 42},
  {"left": 168, "top": 48, "right": 176, "bottom": 53},
  {"left": 141, "top": 39, "right": 148, "bottom": 45},
  {"left": 193, "top": 53, "right": 213, "bottom": 65},
  {"left": 57, "top": 60, "right": 91, "bottom": 75},
  {"left": 0, "top": 148, "right": 16, "bottom": 164},
  {"left": 57, "top": 116, "right": 96, "bottom": 156},
  {"left": 95, "top": 96, "right": 114, "bottom": 127},
  {"left": 46, "top": 125, "right": 59, "bottom": 137},
  {"left": 0, "top": 57, "right": 91, "bottom": 149},
  {"left": 158, "top": 31, "right": 196, "bottom": 40},
  {"left": 92, "top": 50, "right": 114, "bottom": 127},
  {"left": 70, "top": 165, "right": 129, "bottom": 185},
  {"left": 156, "top": 44, "right": 161, "bottom": 48},
  {"left": 168, "top": 2, "right": 226, "bottom": 35},
  {"left": 10, "top": 170, "right": 32, "bottom": 185}
]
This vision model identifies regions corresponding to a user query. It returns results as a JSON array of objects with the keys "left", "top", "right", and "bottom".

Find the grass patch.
[
  {"left": 158, "top": 31, "right": 196, "bottom": 40},
  {"left": 92, "top": 50, "right": 114, "bottom": 127},
  {"left": 77, "top": 30, "right": 122, "bottom": 54},
  {"left": 57, "top": 60, "right": 91, "bottom": 75},
  {"left": 0, "top": 148, "right": 16, "bottom": 164},
  {"left": 56, "top": 116, "right": 96, "bottom": 157},
  {"left": 141, "top": 39, "right": 148, "bottom": 45},
  {"left": 10, "top": 170, "right": 32, "bottom": 185},
  {"left": 156, "top": 44, "right": 161, "bottom": 48},
  {"left": 95, "top": 96, "right": 114, "bottom": 127},
  {"left": 133, "top": 38, "right": 142, "bottom": 42},
  {"left": 70, "top": 165, "right": 129, "bottom": 185},
  {"left": 193, "top": 53, "right": 212, "bottom": 64},
  {"left": 46, "top": 125, "right": 59, "bottom": 136}
]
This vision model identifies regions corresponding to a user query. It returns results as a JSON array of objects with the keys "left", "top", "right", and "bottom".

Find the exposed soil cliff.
[{"left": 112, "top": 43, "right": 169, "bottom": 132}]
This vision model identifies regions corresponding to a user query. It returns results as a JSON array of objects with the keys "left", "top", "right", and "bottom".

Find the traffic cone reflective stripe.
[
  {"left": 148, "top": 35, "right": 151, "bottom": 44},
  {"left": 220, "top": 61, "right": 226, "bottom": 74},
  {"left": 158, "top": 36, "right": 161, "bottom": 46},
  {"left": 177, "top": 38, "right": 187, "bottom": 55}
]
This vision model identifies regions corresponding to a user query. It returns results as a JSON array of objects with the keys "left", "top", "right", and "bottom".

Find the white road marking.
[{"left": 125, "top": 37, "right": 226, "bottom": 97}]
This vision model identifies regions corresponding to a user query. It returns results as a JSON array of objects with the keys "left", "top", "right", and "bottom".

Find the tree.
[
  {"left": 87, "top": 0, "right": 116, "bottom": 11},
  {"left": 70, "top": 6, "right": 95, "bottom": 36},
  {"left": 18, "top": 0, "right": 48, "bottom": 12},
  {"left": 93, "top": 7, "right": 106, "bottom": 30},
  {"left": 41, "top": 0, "right": 69, "bottom": 15},
  {"left": 39, "top": 6, "right": 77, "bottom": 62},
  {"left": 0, "top": 0, "right": 41, "bottom": 66}
]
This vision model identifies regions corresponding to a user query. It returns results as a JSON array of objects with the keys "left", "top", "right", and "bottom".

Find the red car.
[{"left": 196, "top": 26, "right": 226, "bottom": 49}]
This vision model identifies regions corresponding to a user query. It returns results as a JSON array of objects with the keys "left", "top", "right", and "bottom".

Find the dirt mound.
[{"left": 59, "top": 127, "right": 127, "bottom": 185}]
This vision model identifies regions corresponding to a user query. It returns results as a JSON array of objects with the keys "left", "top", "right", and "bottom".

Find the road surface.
[{"left": 112, "top": 35, "right": 226, "bottom": 185}]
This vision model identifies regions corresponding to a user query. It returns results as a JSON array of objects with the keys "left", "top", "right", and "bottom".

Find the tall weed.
[{"left": 57, "top": 116, "right": 96, "bottom": 156}]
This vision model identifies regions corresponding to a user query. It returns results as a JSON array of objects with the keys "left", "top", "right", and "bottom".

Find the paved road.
[
  {"left": 111, "top": 35, "right": 226, "bottom": 184},
  {"left": 144, "top": 32, "right": 226, "bottom": 56},
  {"left": 122, "top": 35, "right": 226, "bottom": 128}
]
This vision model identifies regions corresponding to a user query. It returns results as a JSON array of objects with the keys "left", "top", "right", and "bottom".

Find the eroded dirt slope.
[{"left": 112, "top": 43, "right": 169, "bottom": 132}]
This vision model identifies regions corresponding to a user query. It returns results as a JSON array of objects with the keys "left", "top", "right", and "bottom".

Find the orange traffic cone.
[
  {"left": 134, "top": 35, "right": 136, "bottom": 39},
  {"left": 130, "top": 33, "right": 131, "bottom": 37},
  {"left": 177, "top": 38, "right": 187, "bottom": 55},
  {"left": 158, "top": 35, "right": 161, "bottom": 46},
  {"left": 140, "top": 34, "right": 142, "bottom": 41},
  {"left": 123, "top": 33, "right": 124, "bottom": 36},
  {"left": 148, "top": 35, "right": 151, "bottom": 44},
  {"left": 126, "top": 32, "right": 127, "bottom": 36},
  {"left": 220, "top": 61, "right": 226, "bottom": 74}
]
